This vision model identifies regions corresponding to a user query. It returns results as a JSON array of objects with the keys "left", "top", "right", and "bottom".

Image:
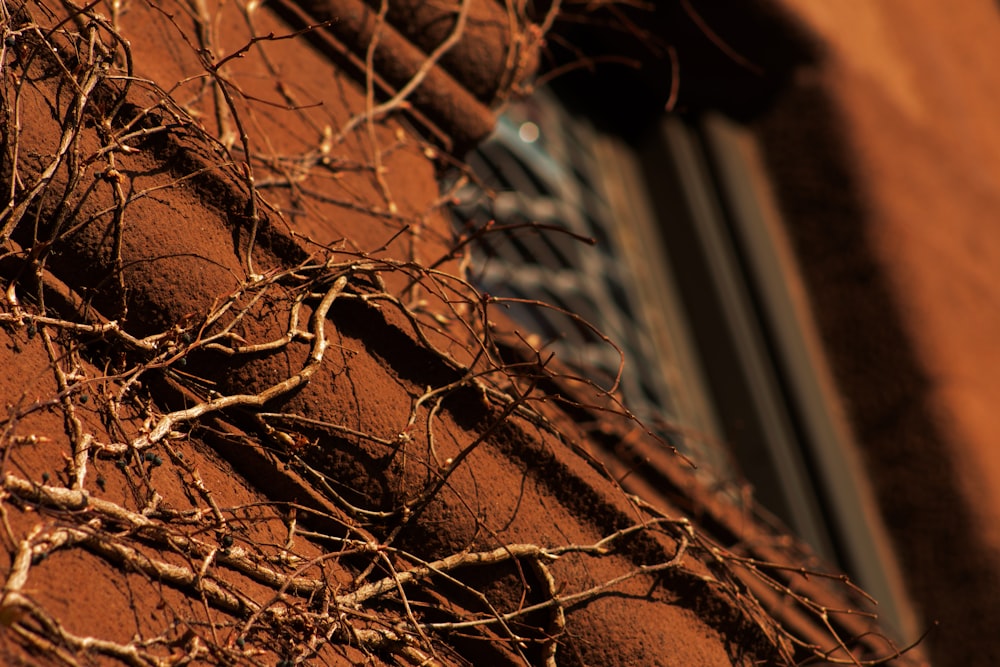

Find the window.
[{"left": 447, "top": 89, "right": 913, "bottom": 640}]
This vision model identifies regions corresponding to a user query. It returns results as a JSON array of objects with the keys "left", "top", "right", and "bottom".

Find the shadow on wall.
[
  {"left": 544, "top": 0, "right": 819, "bottom": 131},
  {"left": 754, "top": 80, "right": 1000, "bottom": 667}
]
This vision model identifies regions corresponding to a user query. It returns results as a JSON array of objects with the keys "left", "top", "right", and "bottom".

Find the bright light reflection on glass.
[{"left": 518, "top": 121, "right": 540, "bottom": 143}]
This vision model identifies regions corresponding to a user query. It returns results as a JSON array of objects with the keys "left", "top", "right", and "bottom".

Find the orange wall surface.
[{"left": 761, "top": 2, "right": 1000, "bottom": 664}]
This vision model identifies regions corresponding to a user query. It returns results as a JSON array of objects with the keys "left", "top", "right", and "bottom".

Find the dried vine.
[{"left": 0, "top": 1, "right": 922, "bottom": 665}]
